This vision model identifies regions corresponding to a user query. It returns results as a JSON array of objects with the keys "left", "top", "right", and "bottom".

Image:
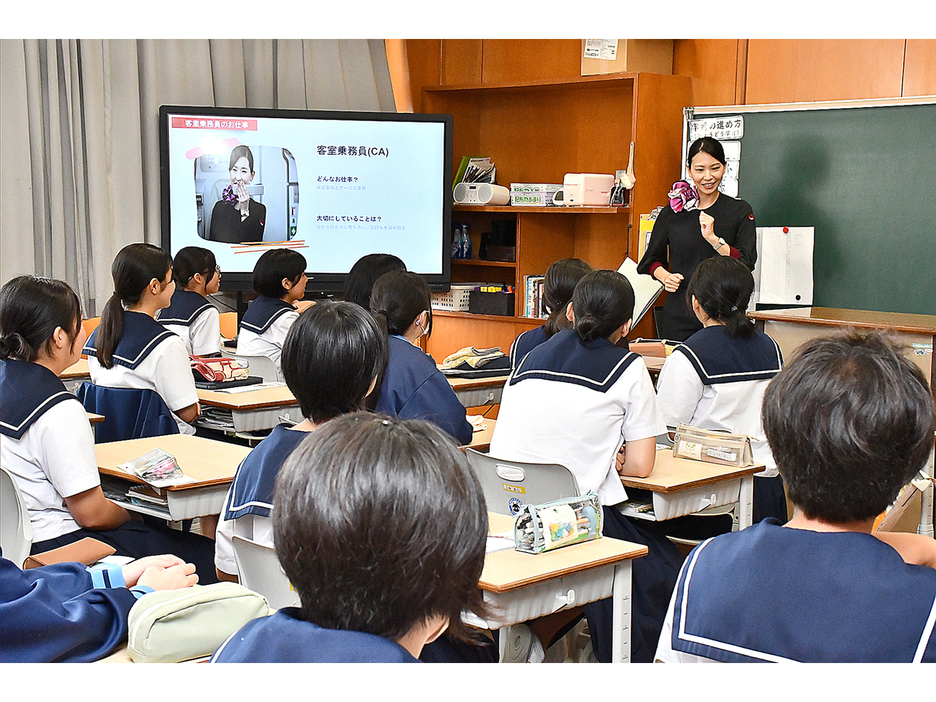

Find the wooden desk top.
[
  {"left": 619, "top": 448, "right": 763, "bottom": 494},
  {"left": 446, "top": 375, "right": 509, "bottom": 391},
  {"left": 87, "top": 412, "right": 104, "bottom": 425},
  {"left": 481, "top": 512, "right": 646, "bottom": 594},
  {"left": 95, "top": 434, "right": 252, "bottom": 490},
  {"left": 61, "top": 358, "right": 90, "bottom": 379},
  {"left": 750, "top": 307, "right": 936, "bottom": 335},
  {"left": 463, "top": 417, "right": 495, "bottom": 452},
  {"left": 196, "top": 384, "right": 298, "bottom": 410}
]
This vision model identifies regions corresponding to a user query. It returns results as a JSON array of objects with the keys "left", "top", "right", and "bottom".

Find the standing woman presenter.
[{"left": 637, "top": 137, "right": 756, "bottom": 342}]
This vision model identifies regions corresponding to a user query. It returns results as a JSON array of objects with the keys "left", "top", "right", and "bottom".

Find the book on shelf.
[{"left": 523, "top": 275, "right": 546, "bottom": 318}]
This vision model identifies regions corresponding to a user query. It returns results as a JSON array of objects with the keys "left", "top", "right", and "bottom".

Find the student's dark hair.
[
  {"left": 228, "top": 144, "right": 254, "bottom": 172},
  {"left": 343, "top": 253, "right": 406, "bottom": 309},
  {"left": 570, "top": 269, "right": 635, "bottom": 343},
  {"left": 0, "top": 276, "right": 82, "bottom": 362},
  {"left": 368, "top": 270, "right": 432, "bottom": 410},
  {"left": 543, "top": 258, "right": 592, "bottom": 338},
  {"left": 251, "top": 248, "right": 306, "bottom": 299},
  {"left": 172, "top": 246, "right": 217, "bottom": 289},
  {"left": 687, "top": 136, "right": 727, "bottom": 166},
  {"left": 95, "top": 243, "right": 172, "bottom": 369},
  {"left": 280, "top": 300, "right": 387, "bottom": 424},
  {"left": 273, "top": 412, "right": 490, "bottom": 644},
  {"left": 686, "top": 256, "right": 755, "bottom": 338},
  {"left": 762, "top": 331, "right": 935, "bottom": 525}
]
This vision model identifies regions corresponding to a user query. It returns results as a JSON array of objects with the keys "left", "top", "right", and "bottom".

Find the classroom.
[{"left": 2, "top": 26, "right": 935, "bottom": 676}]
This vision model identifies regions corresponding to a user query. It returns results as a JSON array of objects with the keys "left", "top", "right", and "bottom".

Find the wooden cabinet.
[{"left": 421, "top": 72, "right": 691, "bottom": 361}]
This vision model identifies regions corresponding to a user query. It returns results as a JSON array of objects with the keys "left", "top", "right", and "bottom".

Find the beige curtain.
[{"left": 0, "top": 39, "right": 395, "bottom": 315}]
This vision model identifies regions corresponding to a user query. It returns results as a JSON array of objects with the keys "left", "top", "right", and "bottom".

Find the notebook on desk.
[{"left": 617, "top": 256, "right": 663, "bottom": 327}]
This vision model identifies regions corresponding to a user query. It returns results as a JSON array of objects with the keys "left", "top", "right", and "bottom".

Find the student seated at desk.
[
  {"left": 0, "top": 276, "right": 217, "bottom": 580},
  {"left": 211, "top": 413, "right": 489, "bottom": 663},
  {"left": 0, "top": 552, "right": 197, "bottom": 663},
  {"left": 509, "top": 257, "right": 591, "bottom": 374},
  {"left": 655, "top": 257, "right": 786, "bottom": 526},
  {"left": 490, "top": 269, "right": 684, "bottom": 663},
  {"left": 236, "top": 248, "right": 312, "bottom": 375},
  {"left": 214, "top": 300, "right": 386, "bottom": 580},
  {"left": 157, "top": 246, "right": 222, "bottom": 356},
  {"left": 369, "top": 270, "right": 473, "bottom": 445},
  {"left": 656, "top": 331, "right": 936, "bottom": 663},
  {"left": 343, "top": 252, "right": 406, "bottom": 309},
  {"left": 85, "top": 243, "right": 200, "bottom": 435}
]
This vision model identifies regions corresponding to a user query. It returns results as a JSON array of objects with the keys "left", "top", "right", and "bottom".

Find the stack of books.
[{"left": 523, "top": 275, "right": 547, "bottom": 318}]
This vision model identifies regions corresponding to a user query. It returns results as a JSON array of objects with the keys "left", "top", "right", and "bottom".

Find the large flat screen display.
[{"left": 159, "top": 105, "right": 452, "bottom": 293}]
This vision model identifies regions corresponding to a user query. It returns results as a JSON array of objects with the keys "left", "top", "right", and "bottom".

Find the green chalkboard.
[{"left": 689, "top": 101, "right": 936, "bottom": 316}]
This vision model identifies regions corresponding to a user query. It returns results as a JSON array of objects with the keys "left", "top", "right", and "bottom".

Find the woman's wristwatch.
[{"left": 712, "top": 237, "right": 726, "bottom": 251}]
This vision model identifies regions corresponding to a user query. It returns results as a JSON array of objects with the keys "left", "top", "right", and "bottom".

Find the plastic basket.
[{"left": 431, "top": 285, "right": 474, "bottom": 311}]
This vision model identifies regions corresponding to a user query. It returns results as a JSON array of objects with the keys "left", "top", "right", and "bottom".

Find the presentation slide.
[{"left": 164, "top": 110, "right": 447, "bottom": 277}]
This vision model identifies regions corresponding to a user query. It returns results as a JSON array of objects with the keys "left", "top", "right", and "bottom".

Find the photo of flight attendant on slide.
[{"left": 196, "top": 145, "right": 299, "bottom": 244}]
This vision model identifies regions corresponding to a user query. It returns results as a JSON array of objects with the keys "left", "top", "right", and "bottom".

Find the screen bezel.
[{"left": 158, "top": 104, "right": 453, "bottom": 295}]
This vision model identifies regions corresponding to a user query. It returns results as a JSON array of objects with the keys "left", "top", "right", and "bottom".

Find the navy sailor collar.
[
  {"left": 510, "top": 327, "right": 640, "bottom": 394},
  {"left": 240, "top": 296, "right": 295, "bottom": 335},
  {"left": 223, "top": 424, "right": 309, "bottom": 520},
  {"left": 83, "top": 311, "right": 177, "bottom": 370},
  {"left": 156, "top": 290, "right": 214, "bottom": 327},
  {"left": 0, "top": 359, "right": 78, "bottom": 440},
  {"left": 674, "top": 325, "right": 782, "bottom": 385}
]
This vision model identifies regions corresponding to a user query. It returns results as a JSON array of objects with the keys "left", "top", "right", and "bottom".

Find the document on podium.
[
  {"left": 752, "top": 227, "right": 814, "bottom": 306},
  {"left": 618, "top": 256, "right": 664, "bottom": 326}
]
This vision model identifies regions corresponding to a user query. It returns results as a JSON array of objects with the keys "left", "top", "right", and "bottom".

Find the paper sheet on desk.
[
  {"left": 468, "top": 415, "right": 487, "bottom": 432},
  {"left": 215, "top": 381, "right": 286, "bottom": 394},
  {"left": 486, "top": 532, "right": 515, "bottom": 553},
  {"left": 752, "top": 227, "right": 814, "bottom": 306}
]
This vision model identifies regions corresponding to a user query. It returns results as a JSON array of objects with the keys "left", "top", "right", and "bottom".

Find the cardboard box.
[{"left": 581, "top": 40, "right": 674, "bottom": 76}]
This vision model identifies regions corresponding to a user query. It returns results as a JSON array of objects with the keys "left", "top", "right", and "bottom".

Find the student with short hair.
[
  {"left": 214, "top": 301, "right": 386, "bottom": 580},
  {"left": 509, "top": 257, "right": 592, "bottom": 374},
  {"left": 490, "top": 269, "right": 683, "bottom": 663},
  {"left": 655, "top": 256, "right": 786, "bottom": 525},
  {"left": 656, "top": 331, "right": 936, "bottom": 663},
  {"left": 157, "top": 246, "right": 222, "bottom": 356},
  {"left": 343, "top": 252, "right": 406, "bottom": 309},
  {"left": 370, "top": 270, "right": 473, "bottom": 445},
  {"left": 236, "top": 248, "right": 309, "bottom": 375},
  {"left": 211, "top": 412, "right": 489, "bottom": 663},
  {"left": 1, "top": 553, "right": 197, "bottom": 663},
  {"left": 1, "top": 275, "right": 217, "bottom": 578},
  {"left": 85, "top": 243, "right": 200, "bottom": 434}
]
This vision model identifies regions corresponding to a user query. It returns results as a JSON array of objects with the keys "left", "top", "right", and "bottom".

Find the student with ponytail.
[
  {"left": 85, "top": 243, "right": 200, "bottom": 434},
  {"left": 655, "top": 256, "right": 786, "bottom": 523},
  {"left": 509, "top": 257, "right": 592, "bottom": 374},
  {"left": 369, "top": 270, "right": 472, "bottom": 445},
  {"left": 490, "top": 269, "right": 683, "bottom": 664},
  {"left": 0, "top": 275, "right": 215, "bottom": 581},
  {"left": 157, "top": 246, "right": 222, "bottom": 356}
]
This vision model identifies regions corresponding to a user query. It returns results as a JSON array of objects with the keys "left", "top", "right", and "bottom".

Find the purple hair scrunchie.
[{"left": 668, "top": 180, "right": 699, "bottom": 213}]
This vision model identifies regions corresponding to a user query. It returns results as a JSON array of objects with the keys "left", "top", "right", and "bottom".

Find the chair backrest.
[
  {"left": 231, "top": 534, "right": 300, "bottom": 610},
  {"left": 225, "top": 353, "right": 281, "bottom": 383},
  {"left": 76, "top": 382, "right": 179, "bottom": 442},
  {"left": 465, "top": 448, "right": 581, "bottom": 516},
  {"left": 81, "top": 317, "right": 101, "bottom": 338},
  {"left": 0, "top": 467, "right": 34, "bottom": 567}
]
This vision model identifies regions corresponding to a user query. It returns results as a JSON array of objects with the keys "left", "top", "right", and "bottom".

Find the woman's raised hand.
[{"left": 699, "top": 211, "right": 715, "bottom": 241}]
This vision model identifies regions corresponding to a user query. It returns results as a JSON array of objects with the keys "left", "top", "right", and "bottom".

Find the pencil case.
[
  {"left": 127, "top": 582, "right": 271, "bottom": 663},
  {"left": 513, "top": 492, "right": 602, "bottom": 554},
  {"left": 671, "top": 423, "right": 753, "bottom": 467}
]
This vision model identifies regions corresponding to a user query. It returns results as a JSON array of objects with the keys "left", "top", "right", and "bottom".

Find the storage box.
[
  {"left": 510, "top": 183, "right": 562, "bottom": 207},
  {"left": 431, "top": 284, "right": 475, "bottom": 311},
  {"left": 580, "top": 39, "right": 674, "bottom": 76},
  {"left": 469, "top": 291, "right": 515, "bottom": 316}
]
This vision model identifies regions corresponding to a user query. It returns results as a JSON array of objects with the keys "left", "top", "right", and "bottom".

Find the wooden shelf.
[
  {"left": 433, "top": 310, "right": 545, "bottom": 324},
  {"left": 453, "top": 205, "right": 625, "bottom": 214},
  {"left": 425, "top": 73, "right": 639, "bottom": 94}
]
